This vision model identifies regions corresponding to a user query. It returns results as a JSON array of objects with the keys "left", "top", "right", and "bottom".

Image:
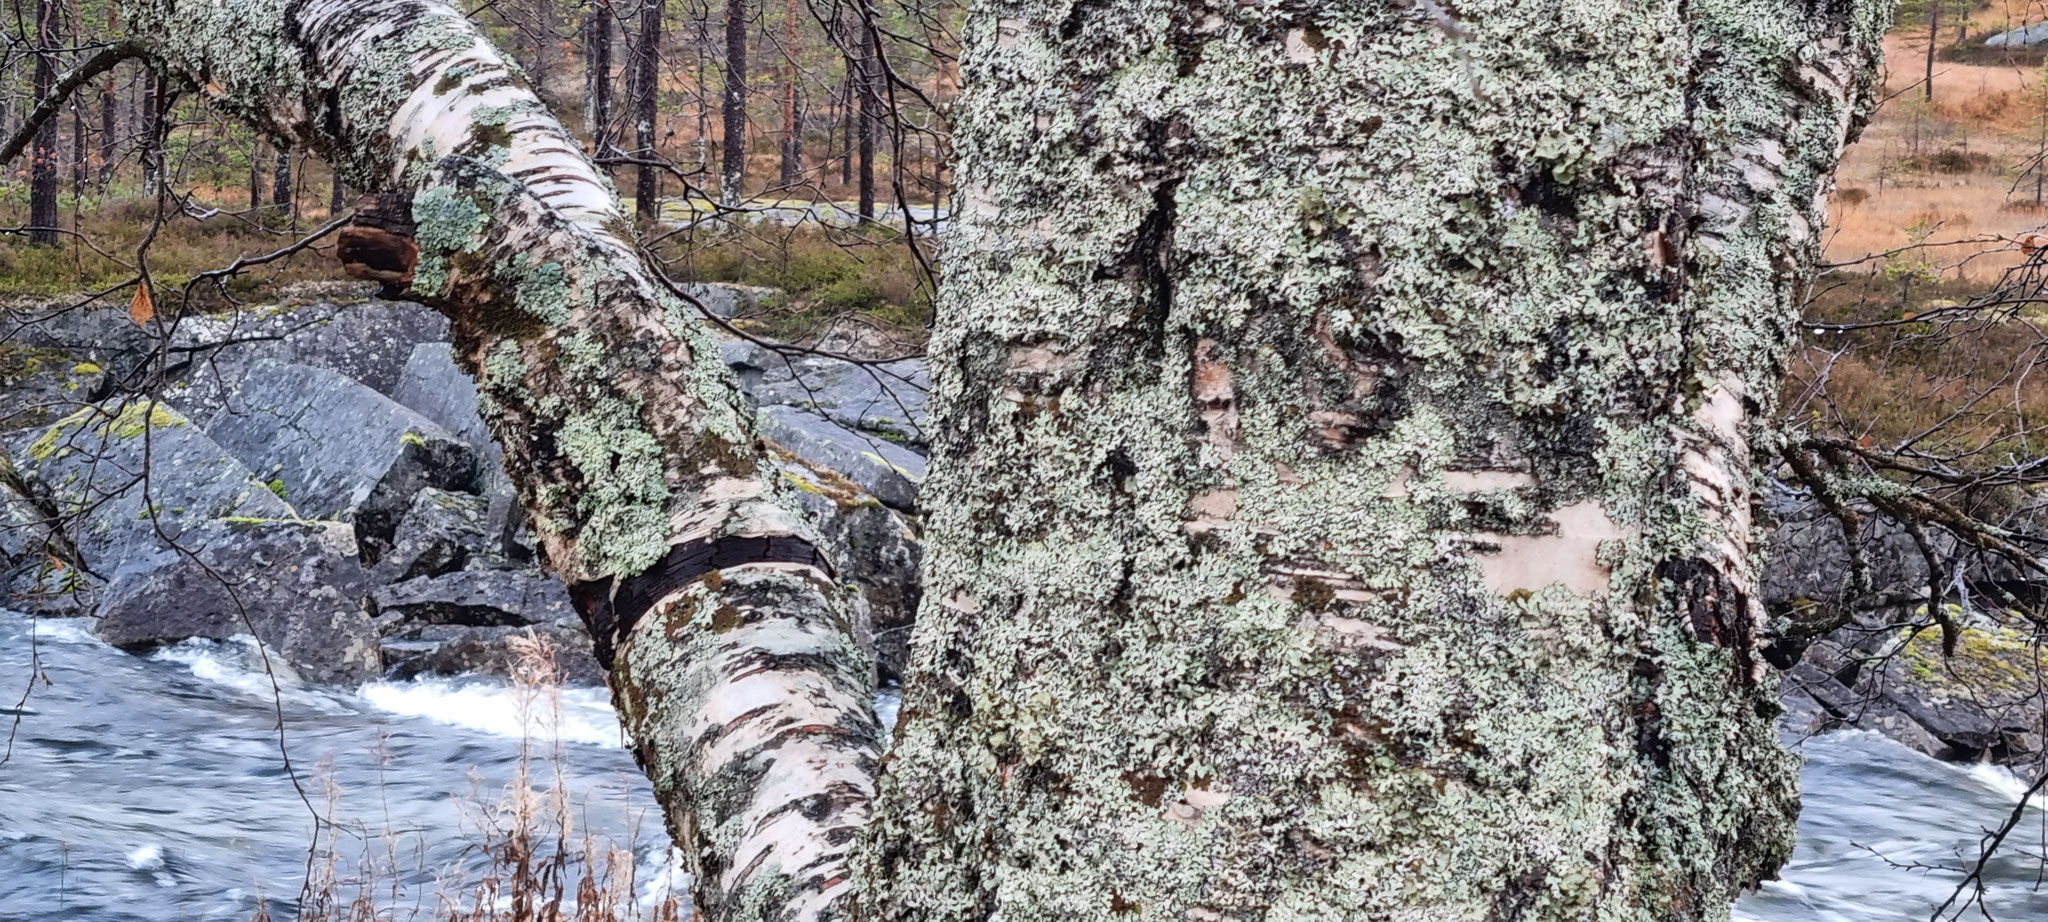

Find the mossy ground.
[
  {"left": 1898, "top": 616, "right": 2045, "bottom": 700},
  {"left": 655, "top": 218, "right": 934, "bottom": 348}
]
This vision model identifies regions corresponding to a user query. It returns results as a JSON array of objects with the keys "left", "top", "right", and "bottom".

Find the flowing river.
[{"left": 0, "top": 612, "right": 2043, "bottom": 921}]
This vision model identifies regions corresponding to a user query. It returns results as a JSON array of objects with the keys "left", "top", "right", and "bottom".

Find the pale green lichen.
[
  {"left": 557, "top": 398, "right": 672, "bottom": 578},
  {"left": 857, "top": 0, "right": 1886, "bottom": 918},
  {"left": 27, "top": 403, "right": 186, "bottom": 461},
  {"left": 412, "top": 185, "right": 490, "bottom": 256}
]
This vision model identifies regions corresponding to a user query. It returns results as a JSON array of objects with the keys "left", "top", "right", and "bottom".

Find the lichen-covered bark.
[
  {"left": 859, "top": 1, "right": 1888, "bottom": 919},
  {"left": 120, "top": 4, "right": 877, "bottom": 919}
]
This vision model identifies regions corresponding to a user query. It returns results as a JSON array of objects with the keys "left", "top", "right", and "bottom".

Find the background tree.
[
  {"left": 779, "top": 0, "right": 798, "bottom": 186},
  {"left": 28, "top": 0, "right": 59, "bottom": 246},
  {"left": 720, "top": 0, "right": 747, "bottom": 205},
  {"left": 631, "top": 0, "right": 663, "bottom": 221}
]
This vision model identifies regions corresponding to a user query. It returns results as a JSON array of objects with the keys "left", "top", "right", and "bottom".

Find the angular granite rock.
[
  {"left": 10, "top": 399, "right": 296, "bottom": 581},
  {"left": 380, "top": 623, "right": 602, "bottom": 684},
  {"left": 759, "top": 405, "right": 925, "bottom": 512},
  {"left": 374, "top": 487, "right": 496, "bottom": 583},
  {"left": 94, "top": 518, "right": 381, "bottom": 684},
  {"left": 777, "top": 455, "right": 922, "bottom": 681},
  {"left": 723, "top": 340, "right": 931, "bottom": 448},
  {"left": 391, "top": 343, "right": 526, "bottom": 560},
  {"left": 370, "top": 568, "right": 574, "bottom": 628},
  {"left": 205, "top": 361, "right": 478, "bottom": 558},
  {"left": 164, "top": 296, "right": 450, "bottom": 416}
]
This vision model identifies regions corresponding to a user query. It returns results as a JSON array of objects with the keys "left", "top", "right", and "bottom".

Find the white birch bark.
[
  {"left": 89, "top": 1, "right": 1893, "bottom": 920},
  {"left": 857, "top": 1, "right": 1891, "bottom": 919},
  {"left": 119, "top": 3, "right": 878, "bottom": 919}
]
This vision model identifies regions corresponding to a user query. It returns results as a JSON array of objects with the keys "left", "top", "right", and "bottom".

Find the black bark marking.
[
  {"left": 569, "top": 534, "right": 835, "bottom": 668},
  {"left": 1657, "top": 557, "right": 1756, "bottom": 684}
]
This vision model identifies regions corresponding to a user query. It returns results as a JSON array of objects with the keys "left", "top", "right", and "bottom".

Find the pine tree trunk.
[
  {"left": 857, "top": 2, "right": 1890, "bottom": 919},
  {"left": 66, "top": 0, "right": 83, "bottom": 203},
  {"left": 589, "top": 0, "right": 616, "bottom": 170},
  {"left": 98, "top": 0, "right": 118, "bottom": 184},
  {"left": 633, "top": 0, "right": 664, "bottom": 222},
  {"left": 720, "top": 0, "right": 748, "bottom": 206},
  {"left": 273, "top": 147, "right": 292, "bottom": 214},
  {"left": 249, "top": 143, "right": 264, "bottom": 209},
  {"left": 70, "top": 96, "right": 86, "bottom": 202},
  {"left": 529, "top": 0, "right": 555, "bottom": 93},
  {"left": 29, "top": 0, "right": 61, "bottom": 246},
  {"left": 853, "top": 10, "right": 873, "bottom": 221},
  {"left": 837, "top": 60, "right": 852, "bottom": 186},
  {"left": 694, "top": 19, "right": 711, "bottom": 170},
  {"left": 779, "top": 0, "right": 799, "bottom": 186},
  {"left": 139, "top": 69, "right": 164, "bottom": 196},
  {"left": 1925, "top": 0, "right": 1940, "bottom": 103}
]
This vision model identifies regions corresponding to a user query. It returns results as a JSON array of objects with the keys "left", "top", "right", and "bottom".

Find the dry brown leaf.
[{"left": 128, "top": 283, "right": 154, "bottom": 327}]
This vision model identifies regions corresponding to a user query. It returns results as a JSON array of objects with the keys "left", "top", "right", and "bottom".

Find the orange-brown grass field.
[{"left": 1825, "top": 5, "right": 2048, "bottom": 282}]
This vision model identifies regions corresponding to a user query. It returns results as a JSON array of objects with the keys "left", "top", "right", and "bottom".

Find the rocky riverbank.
[
  {"left": 4, "top": 288, "right": 2046, "bottom": 767},
  {"left": 0, "top": 285, "right": 924, "bottom": 686}
]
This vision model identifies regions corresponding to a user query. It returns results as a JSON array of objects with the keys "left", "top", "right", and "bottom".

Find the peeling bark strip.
[
  {"left": 121, "top": 4, "right": 875, "bottom": 919},
  {"left": 864, "top": 1, "right": 1888, "bottom": 920}
]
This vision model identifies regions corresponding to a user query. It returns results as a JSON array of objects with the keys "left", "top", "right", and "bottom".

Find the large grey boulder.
[
  {"left": 390, "top": 343, "right": 526, "bottom": 560},
  {"left": 760, "top": 405, "right": 925, "bottom": 512},
  {"left": 165, "top": 296, "right": 449, "bottom": 416},
  {"left": 778, "top": 457, "right": 922, "bottom": 681},
  {"left": 2, "top": 401, "right": 382, "bottom": 681},
  {"left": 9, "top": 400, "right": 295, "bottom": 584},
  {"left": 371, "top": 568, "right": 574, "bottom": 628},
  {"left": 1987, "top": 22, "right": 2048, "bottom": 49},
  {"left": 724, "top": 341, "right": 931, "bottom": 448},
  {"left": 206, "top": 361, "right": 479, "bottom": 558},
  {"left": 0, "top": 344, "right": 107, "bottom": 436},
  {"left": 1, "top": 304, "right": 153, "bottom": 396},
  {"left": 94, "top": 518, "right": 381, "bottom": 684}
]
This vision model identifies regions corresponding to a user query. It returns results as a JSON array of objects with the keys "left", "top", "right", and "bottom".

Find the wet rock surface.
[
  {"left": 0, "top": 288, "right": 932, "bottom": 687},
  {"left": 1765, "top": 496, "right": 2048, "bottom": 766},
  {"left": 206, "top": 360, "right": 479, "bottom": 558}
]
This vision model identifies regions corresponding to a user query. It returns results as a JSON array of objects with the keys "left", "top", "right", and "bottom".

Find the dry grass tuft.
[{"left": 287, "top": 634, "right": 684, "bottom": 922}]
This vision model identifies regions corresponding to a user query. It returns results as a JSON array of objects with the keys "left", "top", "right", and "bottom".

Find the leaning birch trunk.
[
  {"left": 858, "top": 1, "right": 1888, "bottom": 919},
  {"left": 120, "top": 3, "right": 879, "bottom": 919}
]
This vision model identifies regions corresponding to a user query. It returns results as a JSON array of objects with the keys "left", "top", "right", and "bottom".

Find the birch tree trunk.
[
  {"left": 857, "top": 1, "right": 1889, "bottom": 919},
  {"left": 93, "top": 1, "right": 1893, "bottom": 920},
  {"left": 120, "top": 3, "right": 879, "bottom": 919}
]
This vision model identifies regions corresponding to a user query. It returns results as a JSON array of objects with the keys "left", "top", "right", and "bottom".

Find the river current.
[{"left": 0, "top": 613, "right": 2043, "bottom": 921}]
